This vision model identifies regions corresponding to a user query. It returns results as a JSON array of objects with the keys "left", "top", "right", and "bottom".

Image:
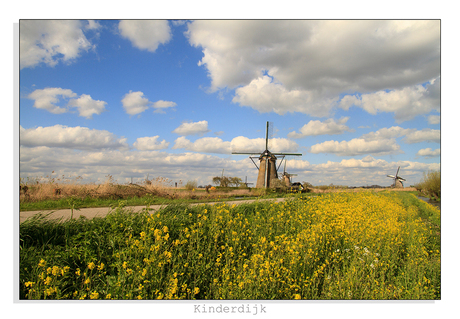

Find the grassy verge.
[
  {"left": 19, "top": 192, "right": 263, "bottom": 212},
  {"left": 20, "top": 191, "right": 440, "bottom": 300}
]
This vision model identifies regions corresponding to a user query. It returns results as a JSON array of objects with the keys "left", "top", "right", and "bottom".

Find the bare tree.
[{"left": 212, "top": 176, "right": 242, "bottom": 187}]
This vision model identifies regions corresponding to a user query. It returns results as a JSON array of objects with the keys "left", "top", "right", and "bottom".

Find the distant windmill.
[
  {"left": 282, "top": 160, "right": 297, "bottom": 187},
  {"left": 243, "top": 176, "right": 254, "bottom": 187},
  {"left": 387, "top": 166, "right": 406, "bottom": 188},
  {"left": 232, "top": 122, "right": 302, "bottom": 188},
  {"left": 145, "top": 173, "right": 152, "bottom": 185}
]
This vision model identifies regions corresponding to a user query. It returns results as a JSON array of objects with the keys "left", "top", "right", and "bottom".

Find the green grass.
[
  {"left": 19, "top": 193, "right": 261, "bottom": 212},
  {"left": 20, "top": 192, "right": 440, "bottom": 300},
  {"left": 20, "top": 195, "right": 173, "bottom": 211}
]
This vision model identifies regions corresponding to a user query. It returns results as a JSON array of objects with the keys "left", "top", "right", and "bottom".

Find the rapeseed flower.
[{"left": 44, "top": 276, "right": 52, "bottom": 285}]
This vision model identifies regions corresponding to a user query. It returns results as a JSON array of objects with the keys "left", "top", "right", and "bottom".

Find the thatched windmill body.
[
  {"left": 387, "top": 166, "right": 406, "bottom": 188},
  {"left": 232, "top": 122, "right": 302, "bottom": 188}
]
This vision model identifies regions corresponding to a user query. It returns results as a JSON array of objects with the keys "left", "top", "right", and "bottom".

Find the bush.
[
  {"left": 416, "top": 170, "right": 440, "bottom": 199},
  {"left": 185, "top": 180, "right": 198, "bottom": 191}
]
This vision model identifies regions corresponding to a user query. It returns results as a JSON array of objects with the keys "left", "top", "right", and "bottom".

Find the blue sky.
[{"left": 19, "top": 20, "right": 440, "bottom": 187}]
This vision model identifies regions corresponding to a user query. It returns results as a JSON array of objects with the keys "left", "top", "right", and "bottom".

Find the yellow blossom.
[{"left": 44, "top": 276, "right": 52, "bottom": 285}]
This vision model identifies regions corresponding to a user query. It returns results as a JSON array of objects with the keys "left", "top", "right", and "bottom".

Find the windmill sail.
[{"left": 387, "top": 166, "right": 406, "bottom": 188}]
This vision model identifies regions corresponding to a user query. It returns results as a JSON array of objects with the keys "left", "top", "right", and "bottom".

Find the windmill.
[
  {"left": 282, "top": 160, "right": 297, "bottom": 187},
  {"left": 387, "top": 166, "right": 406, "bottom": 188},
  {"left": 232, "top": 122, "right": 302, "bottom": 188},
  {"left": 243, "top": 176, "right": 254, "bottom": 187}
]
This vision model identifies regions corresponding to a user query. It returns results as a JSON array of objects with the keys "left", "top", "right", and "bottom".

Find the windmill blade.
[
  {"left": 268, "top": 121, "right": 274, "bottom": 150},
  {"left": 232, "top": 151, "right": 261, "bottom": 155},
  {"left": 272, "top": 152, "right": 303, "bottom": 156},
  {"left": 396, "top": 166, "right": 400, "bottom": 176},
  {"left": 265, "top": 121, "right": 269, "bottom": 150},
  {"left": 387, "top": 175, "right": 395, "bottom": 179},
  {"left": 397, "top": 177, "right": 406, "bottom": 181}
]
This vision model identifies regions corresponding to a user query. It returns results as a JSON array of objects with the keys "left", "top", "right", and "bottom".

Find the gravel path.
[{"left": 19, "top": 198, "right": 287, "bottom": 223}]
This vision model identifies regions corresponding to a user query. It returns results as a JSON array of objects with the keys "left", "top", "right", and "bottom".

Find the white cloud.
[
  {"left": 121, "top": 92, "right": 176, "bottom": 115},
  {"left": 233, "top": 75, "right": 331, "bottom": 116},
  {"left": 428, "top": 115, "right": 440, "bottom": 125},
  {"left": 308, "top": 125, "right": 439, "bottom": 157},
  {"left": 360, "top": 126, "right": 410, "bottom": 141},
  {"left": 133, "top": 136, "right": 169, "bottom": 151},
  {"left": 172, "top": 121, "right": 211, "bottom": 136},
  {"left": 232, "top": 75, "right": 339, "bottom": 117},
  {"left": 231, "top": 136, "right": 299, "bottom": 153},
  {"left": 171, "top": 134, "right": 300, "bottom": 155},
  {"left": 187, "top": 20, "right": 439, "bottom": 118},
  {"left": 67, "top": 94, "right": 107, "bottom": 119},
  {"left": 339, "top": 78, "right": 440, "bottom": 122},
  {"left": 360, "top": 126, "right": 440, "bottom": 144},
  {"left": 173, "top": 136, "right": 231, "bottom": 154},
  {"left": 288, "top": 117, "right": 353, "bottom": 138},
  {"left": 118, "top": 20, "right": 171, "bottom": 52},
  {"left": 20, "top": 20, "right": 96, "bottom": 69},
  {"left": 20, "top": 125, "right": 128, "bottom": 150},
  {"left": 416, "top": 148, "right": 440, "bottom": 158},
  {"left": 20, "top": 145, "right": 248, "bottom": 186},
  {"left": 310, "top": 138, "right": 401, "bottom": 156},
  {"left": 121, "top": 91, "right": 151, "bottom": 115},
  {"left": 282, "top": 159, "right": 311, "bottom": 171},
  {"left": 152, "top": 100, "right": 177, "bottom": 113},
  {"left": 28, "top": 87, "right": 77, "bottom": 114},
  {"left": 28, "top": 88, "right": 107, "bottom": 118},
  {"left": 403, "top": 129, "right": 440, "bottom": 144},
  {"left": 85, "top": 20, "right": 102, "bottom": 30}
]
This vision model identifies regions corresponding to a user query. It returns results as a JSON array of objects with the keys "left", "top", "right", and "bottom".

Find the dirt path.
[{"left": 19, "top": 198, "right": 287, "bottom": 223}]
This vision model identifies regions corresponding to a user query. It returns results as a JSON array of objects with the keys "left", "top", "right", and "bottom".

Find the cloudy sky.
[{"left": 19, "top": 19, "right": 440, "bottom": 187}]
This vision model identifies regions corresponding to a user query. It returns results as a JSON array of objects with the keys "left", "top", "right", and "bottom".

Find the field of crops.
[{"left": 19, "top": 191, "right": 440, "bottom": 300}]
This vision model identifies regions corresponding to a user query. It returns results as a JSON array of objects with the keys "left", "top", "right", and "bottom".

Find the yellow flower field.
[{"left": 20, "top": 191, "right": 440, "bottom": 300}]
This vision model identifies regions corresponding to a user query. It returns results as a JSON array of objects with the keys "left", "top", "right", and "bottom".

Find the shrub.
[
  {"left": 185, "top": 180, "right": 198, "bottom": 191},
  {"left": 416, "top": 170, "right": 440, "bottom": 199}
]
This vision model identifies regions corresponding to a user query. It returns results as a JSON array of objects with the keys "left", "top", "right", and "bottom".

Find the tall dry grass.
[
  {"left": 19, "top": 175, "right": 255, "bottom": 203},
  {"left": 20, "top": 175, "right": 175, "bottom": 202}
]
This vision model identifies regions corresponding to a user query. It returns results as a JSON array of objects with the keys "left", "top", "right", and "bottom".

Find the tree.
[{"left": 212, "top": 176, "right": 242, "bottom": 187}]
